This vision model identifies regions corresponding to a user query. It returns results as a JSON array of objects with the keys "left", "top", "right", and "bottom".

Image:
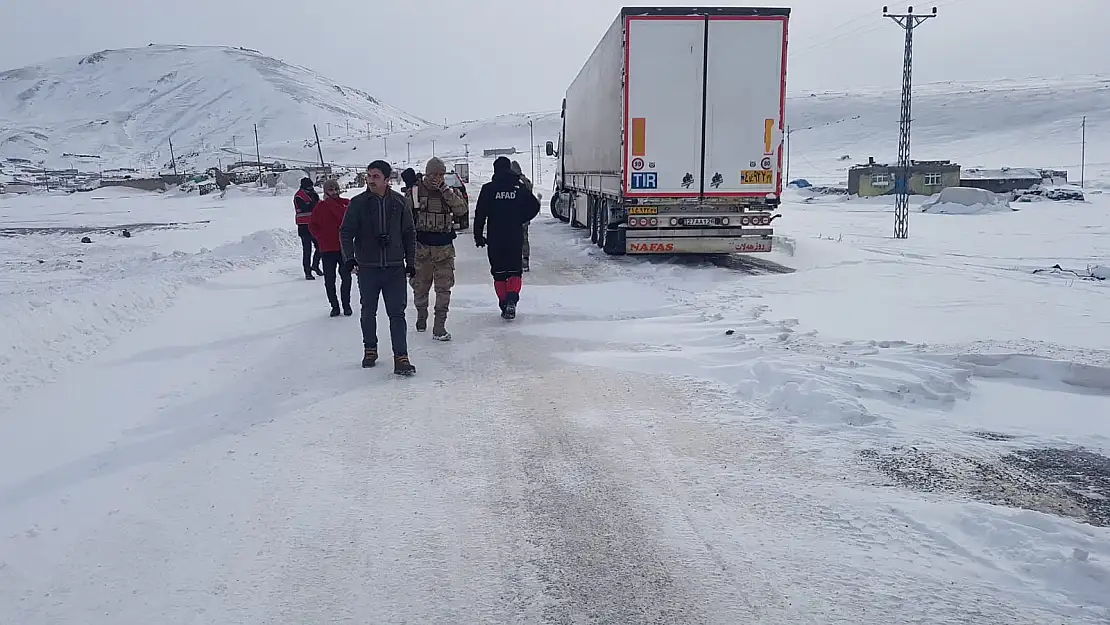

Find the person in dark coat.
[
  {"left": 400, "top": 167, "right": 419, "bottom": 195},
  {"left": 340, "top": 160, "right": 418, "bottom": 376},
  {"left": 473, "top": 156, "right": 541, "bottom": 320},
  {"left": 293, "top": 177, "right": 323, "bottom": 279}
]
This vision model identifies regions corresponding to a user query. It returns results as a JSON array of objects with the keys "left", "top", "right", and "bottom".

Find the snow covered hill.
[{"left": 0, "top": 45, "right": 428, "bottom": 171}]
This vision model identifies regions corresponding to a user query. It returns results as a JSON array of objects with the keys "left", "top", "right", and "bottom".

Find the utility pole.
[
  {"left": 254, "top": 124, "right": 262, "bottom": 186},
  {"left": 346, "top": 119, "right": 350, "bottom": 135},
  {"left": 313, "top": 124, "right": 325, "bottom": 167},
  {"left": 1081, "top": 116, "right": 1086, "bottom": 189},
  {"left": 431, "top": 139, "right": 436, "bottom": 156},
  {"left": 464, "top": 143, "right": 469, "bottom": 162},
  {"left": 384, "top": 136, "right": 388, "bottom": 158},
  {"left": 168, "top": 136, "right": 178, "bottom": 177},
  {"left": 884, "top": 5, "right": 937, "bottom": 240},
  {"left": 407, "top": 142, "right": 411, "bottom": 163}
]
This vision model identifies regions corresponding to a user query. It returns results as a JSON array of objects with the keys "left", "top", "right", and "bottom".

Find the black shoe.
[
  {"left": 305, "top": 273, "right": 315, "bottom": 281},
  {"left": 504, "top": 303, "right": 517, "bottom": 320},
  {"left": 330, "top": 306, "right": 341, "bottom": 317},
  {"left": 343, "top": 304, "right": 353, "bottom": 316},
  {"left": 313, "top": 266, "right": 324, "bottom": 276}
]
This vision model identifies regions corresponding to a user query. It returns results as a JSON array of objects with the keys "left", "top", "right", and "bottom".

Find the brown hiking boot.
[
  {"left": 393, "top": 355, "right": 416, "bottom": 376},
  {"left": 415, "top": 309, "right": 428, "bottom": 332},
  {"left": 361, "top": 347, "right": 378, "bottom": 368}
]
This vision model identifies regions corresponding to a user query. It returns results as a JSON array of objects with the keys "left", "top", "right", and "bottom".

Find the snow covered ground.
[{"left": 1, "top": 182, "right": 1108, "bottom": 622}]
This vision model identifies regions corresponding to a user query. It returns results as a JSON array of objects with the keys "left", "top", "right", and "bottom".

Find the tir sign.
[{"left": 630, "top": 172, "right": 658, "bottom": 190}]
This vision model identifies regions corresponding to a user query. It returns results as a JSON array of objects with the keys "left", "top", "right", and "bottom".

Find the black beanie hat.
[
  {"left": 401, "top": 167, "right": 418, "bottom": 186},
  {"left": 493, "top": 156, "right": 511, "bottom": 174},
  {"left": 367, "top": 160, "right": 392, "bottom": 178},
  {"left": 300, "top": 177, "right": 313, "bottom": 188}
]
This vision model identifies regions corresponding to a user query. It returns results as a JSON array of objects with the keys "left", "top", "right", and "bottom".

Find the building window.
[
  {"left": 923, "top": 173, "right": 942, "bottom": 186},
  {"left": 871, "top": 173, "right": 891, "bottom": 186}
]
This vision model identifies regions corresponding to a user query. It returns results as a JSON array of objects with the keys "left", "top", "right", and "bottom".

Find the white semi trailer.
[{"left": 547, "top": 6, "right": 790, "bottom": 255}]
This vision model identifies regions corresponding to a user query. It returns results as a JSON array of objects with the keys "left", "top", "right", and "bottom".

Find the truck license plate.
[
  {"left": 741, "top": 170, "right": 773, "bottom": 185},
  {"left": 682, "top": 218, "right": 713, "bottom": 226},
  {"left": 734, "top": 240, "right": 772, "bottom": 253}
]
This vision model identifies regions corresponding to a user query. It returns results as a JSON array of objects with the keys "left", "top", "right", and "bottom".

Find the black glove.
[
  {"left": 405, "top": 263, "right": 417, "bottom": 278},
  {"left": 344, "top": 259, "right": 358, "bottom": 273},
  {"left": 475, "top": 234, "right": 487, "bottom": 248}
]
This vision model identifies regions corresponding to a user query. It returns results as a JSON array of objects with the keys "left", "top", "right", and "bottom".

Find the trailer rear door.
[
  {"left": 623, "top": 17, "right": 706, "bottom": 197},
  {"left": 702, "top": 16, "right": 788, "bottom": 197}
]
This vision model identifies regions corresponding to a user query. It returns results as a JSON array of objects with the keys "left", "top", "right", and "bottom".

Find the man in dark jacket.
[
  {"left": 474, "top": 156, "right": 541, "bottom": 320},
  {"left": 340, "top": 160, "right": 418, "bottom": 376},
  {"left": 400, "top": 167, "right": 419, "bottom": 195},
  {"left": 293, "top": 177, "right": 323, "bottom": 280}
]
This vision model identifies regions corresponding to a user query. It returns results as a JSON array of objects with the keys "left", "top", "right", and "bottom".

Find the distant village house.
[{"left": 848, "top": 158, "right": 961, "bottom": 197}]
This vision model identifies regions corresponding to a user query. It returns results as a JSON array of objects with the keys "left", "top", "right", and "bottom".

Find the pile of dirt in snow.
[
  {"left": 922, "top": 187, "right": 1014, "bottom": 214},
  {"left": 859, "top": 445, "right": 1110, "bottom": 527}
]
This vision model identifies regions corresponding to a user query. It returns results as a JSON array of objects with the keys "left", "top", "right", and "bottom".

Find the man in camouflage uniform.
[{"left": 408, "top": 157, "right": 468, "bottom": 340}]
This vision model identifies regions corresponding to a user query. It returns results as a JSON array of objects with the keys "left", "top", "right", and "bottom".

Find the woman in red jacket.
[{"left": 308, "top": 179, "right": 353, "bottom": 317}]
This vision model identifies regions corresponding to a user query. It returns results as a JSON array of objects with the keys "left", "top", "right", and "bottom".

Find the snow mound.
[
  {"left": 922, "top": 187, "right": 1014, "bottom": 215},
  {"left": 277, "top": 169, "right": 309, "bottom": 190},
  {"left": 0, "top": 223, "right": 297, "bottom": 412}
]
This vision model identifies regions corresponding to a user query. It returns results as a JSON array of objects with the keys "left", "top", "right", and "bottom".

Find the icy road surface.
[{"left": 1, "top": 188, "right": 1108, "bottom": 623}]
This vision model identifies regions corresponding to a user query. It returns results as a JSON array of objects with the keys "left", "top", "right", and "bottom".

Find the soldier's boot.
[
  {"left": 432, "top": 313, "right": 451, "bottom": 342},
  {"left": 415, "top": 308, "right": 428, "bottom": 333}
]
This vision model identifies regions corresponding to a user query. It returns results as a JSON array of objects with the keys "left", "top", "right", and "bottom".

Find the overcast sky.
[{"left": 1, "top": 0, "right": 1107, "bottom": 122}]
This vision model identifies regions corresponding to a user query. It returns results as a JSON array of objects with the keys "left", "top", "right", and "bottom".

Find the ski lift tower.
[{"left": 884, "top": 5, "right": 937, "bottom": 239}]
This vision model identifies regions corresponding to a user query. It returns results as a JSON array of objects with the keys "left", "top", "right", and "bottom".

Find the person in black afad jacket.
[
  {"left": 293, "top": 177, "right": 323, "bottom": 280},
  {"left": 473, "top": 156, "right": 541, "bottom": 320}
]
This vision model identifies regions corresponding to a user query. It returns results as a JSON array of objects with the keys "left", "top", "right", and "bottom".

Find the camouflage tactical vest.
[{"left": 413, "top": 183, "right": 454, "bottom": 233}]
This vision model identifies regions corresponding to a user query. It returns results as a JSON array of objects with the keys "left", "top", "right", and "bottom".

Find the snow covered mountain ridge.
[{"left": 0, "top": 45, "right": 428, "bottom": 171}]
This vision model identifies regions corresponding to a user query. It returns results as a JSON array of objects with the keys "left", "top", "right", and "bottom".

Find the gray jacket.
[{"left": 339, "top": 188, "right": 416, "bottom": 269}]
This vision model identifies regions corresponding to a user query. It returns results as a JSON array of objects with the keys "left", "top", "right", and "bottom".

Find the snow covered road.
[{"left": 2, "top": 189, "right": 1108, "bottom": 623}]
